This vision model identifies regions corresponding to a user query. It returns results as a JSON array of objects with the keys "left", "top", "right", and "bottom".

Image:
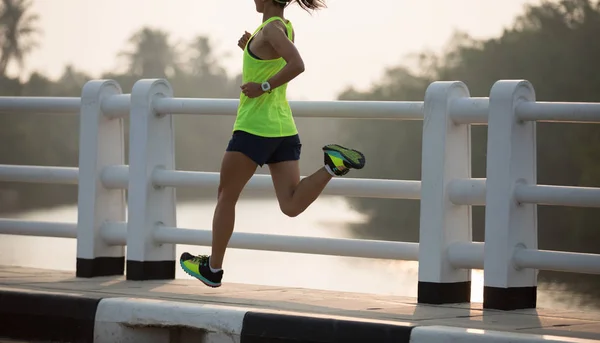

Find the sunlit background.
[
  {"left": 1, "top": 0, "right": 600, "bottom": 312},
  {"left": 17, "top": 0, "right": 541, "bottom": 100}
]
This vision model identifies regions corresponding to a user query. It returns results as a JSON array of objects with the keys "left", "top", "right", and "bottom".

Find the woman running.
[{"left": 180, "top": 0, "right": 366, "bottom": 287}]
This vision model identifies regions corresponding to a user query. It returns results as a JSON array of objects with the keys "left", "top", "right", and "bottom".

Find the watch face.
[{"left": 262, "top": 82, "right": 270, "bottom": 91}]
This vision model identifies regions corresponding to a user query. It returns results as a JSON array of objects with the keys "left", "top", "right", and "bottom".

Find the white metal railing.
[
  {"left": 0, "top": 219, "right": 78, "bottom": 238},
  {"left": 0, "top": 165, "right": 78, "bottom": 185},
  {"left": 153, "top": 97, "right": 425, "bottom": 120},
  {"left": 0, "top": 78, "right": 599, "bottom": 311},
  {"left": 0, "top": 96, "right": 83, "bottom": 241},
  {"left": 0, "top": 97, "right": 81, "bottom": 114}
]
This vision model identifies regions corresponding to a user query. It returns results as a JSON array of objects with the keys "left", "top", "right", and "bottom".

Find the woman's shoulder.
[
  {"left": 265, "top": 18, "right": 292, "bottom": 29},
  {"left": 263, "top": 18, "right": 294, "bottom": 39}
]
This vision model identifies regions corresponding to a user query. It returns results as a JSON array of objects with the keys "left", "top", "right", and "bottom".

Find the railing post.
[
  {"left": 76, "top": 80, "right": 126, "bottom": 277},
  {"left": 126, "top": 79, "right": 177, "bottom": 280},
  {"left": 418, "top": 81, "right": 473, "bottom": 304},
  {"left": 484, "top": 80, "right": 537, "bottom": 310}
]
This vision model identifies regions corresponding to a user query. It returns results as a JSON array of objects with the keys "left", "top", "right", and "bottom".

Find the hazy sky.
[{"left": 24, "top": 0, "right": 541, "bottom": 100}]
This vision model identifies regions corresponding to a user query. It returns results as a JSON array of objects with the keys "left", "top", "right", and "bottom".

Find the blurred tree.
[
  {"left": 339, "top": 0, "right": 600, "bottom": 246},
  {"left": 2, "top": 2, "right": 600, "bottom": 306},
  {"left": 336, "top": 0, "right": 600, "bottom": 304},
  {"left": 187, "top": 36, "right": 228, "bottom": 79},
  {"left": 0, "top": 0, "right": 39, "bottom": 77},
  {"left": 0, "top": 25, "right": 244, "bottom": 212},
  {"left": 119, "top": 27, "right": 179, "bottom": 78}
]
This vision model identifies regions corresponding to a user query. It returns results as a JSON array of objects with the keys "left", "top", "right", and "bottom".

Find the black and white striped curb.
[{"left": 1, "top": 289, "right": 596, "bottom": 343}]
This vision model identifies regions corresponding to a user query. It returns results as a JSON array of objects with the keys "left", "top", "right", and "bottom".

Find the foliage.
[
  {"left": 0, "top": 16, "right": 338, "bottom": 212},
  {"left": 0, "top": 21, "right": 246, "bottom": 212},
  {"left": 1, "top": 0, "right": 599, "bottom": 302},
  {"left": 336, "top": 0, "right": 600, "bottom": 298},
  {"left": 0, "top": 0, "right": 39, "bottom": 77},
  {"left": 443, "top": 0, "right": 600, "bottom": 280}
]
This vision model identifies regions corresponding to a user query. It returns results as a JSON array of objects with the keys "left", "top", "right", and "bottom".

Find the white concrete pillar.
[
  {"left": 483, "top": 80, "right": 538, "bottom": 310},
  {"left": 126, "top": 79, "right": 177, "bottom": 280},
  {"left": 418, "top": 81, "right": 473, "bottom": 304},
  {"left": 76, "top": 80, "right": 126, "bottom": 277}
]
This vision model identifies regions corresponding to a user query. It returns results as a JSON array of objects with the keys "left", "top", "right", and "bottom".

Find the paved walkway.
[{"left": 1, "top": 265, "right": 600, "bottom": 341}]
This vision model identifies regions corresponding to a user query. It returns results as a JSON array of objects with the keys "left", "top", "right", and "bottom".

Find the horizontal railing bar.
[
  {"left": 448, "top": 178, "right": 486, "bottom": 205},
  {"left": 447, "top": 241, "right": 484, "bottom": 269},
  {"left": 155, "top": 226, "right": 420, "bottom": 261},
  {"left": 100, "top": 222, "right": 127, "bottom": 245},
  {"left": 0, "top": 165, "right": 78, "bottom": 185},
  {"left": 449, "top": 97, "right": 489, "bottom": 125},
  {"left": 0, "top": 97, "right": 81, "bottom": 114},
  {"left": 514, "top": 248, "right": 600, "bottom": 275},
  {"left": 0, "top": 219, "right": 77, "bottom": 238},
  {"left": 153, "top": 169, "right": 421, "bottom": 200},
  {"left": 101, "top": 94, "right": 130, "bottom": 118},
  {"left": 153, "top": 98, "right": 425, "bottom": 120},
  {"left": 517, "top": 102, "right": 600, "bottom": 123},
  {"left": 100, "top": 165, "right": 129, "bottom": 189},
  {"left": 450, "top": 180, "right": 600, "bottom": 208},
  {"left": 515, "top": 184, "right": 600, "bottom": 208}
]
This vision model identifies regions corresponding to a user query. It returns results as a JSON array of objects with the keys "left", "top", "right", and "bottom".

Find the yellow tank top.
[{"left": 233, "top": 16, "right": 298, "bottom": 138}]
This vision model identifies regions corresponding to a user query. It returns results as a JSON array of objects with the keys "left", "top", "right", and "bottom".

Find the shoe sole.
[
  {"left": 323, "top": 144, "right": 366, "bottom": 169},
  {"left": 179, "top": 259, "right": 221, "bottom": 288}
]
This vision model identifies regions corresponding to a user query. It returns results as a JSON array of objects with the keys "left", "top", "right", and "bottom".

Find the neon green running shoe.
[
  {"left": 323, "top": 144, "right": 366, "bottom": 176},
  {"left": 179, "top": 253, "right": 222, "bottom": 288}
]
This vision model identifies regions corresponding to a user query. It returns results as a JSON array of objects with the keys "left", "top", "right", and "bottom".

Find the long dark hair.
[{"left": 274, "top": 0, "right": 327, "bottom": 12}]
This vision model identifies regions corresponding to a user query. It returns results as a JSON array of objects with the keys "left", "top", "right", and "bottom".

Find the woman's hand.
[
  {"left": 240, "top": 82, "right": 264, "bottom": 98},
  {"left": 238, "top": 31, "right": 251, "bottom": 50}
]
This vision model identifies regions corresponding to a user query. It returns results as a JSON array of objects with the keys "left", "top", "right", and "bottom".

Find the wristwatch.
[{"left": 261, "top": 81, "right": 272, "bottom": 93}]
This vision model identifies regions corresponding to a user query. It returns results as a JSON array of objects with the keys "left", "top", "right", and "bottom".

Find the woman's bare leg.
[
  {"left": 210, "top": 151, "right": 257, "bottom": 268},
  {"left": 179, "top": 151, "right": 256, "bottom": 287},
  {"left": 268, "top": 161, "right": 331, "bottom": 217},
  {"left": 267, "top": 143, "right": 366, "bottom": 217}
]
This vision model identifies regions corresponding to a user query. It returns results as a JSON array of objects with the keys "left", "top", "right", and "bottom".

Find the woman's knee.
[
  {"left": 217, "top": 184, "right": 242, "bottom": 204},
  {"left": 279, "top": 201, "right": 302, "bottom": 218}
]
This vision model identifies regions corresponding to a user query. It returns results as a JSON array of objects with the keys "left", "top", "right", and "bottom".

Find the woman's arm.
[
  {"left": 263, "top": 21, "right": 305, "bottom": 89},
  {"left": 240, "top": 21, "right": 305, "bottom": 98}
]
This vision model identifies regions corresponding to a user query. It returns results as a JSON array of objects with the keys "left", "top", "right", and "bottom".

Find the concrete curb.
[
  {"left": 94, "top": 297, "right": 249, "bottom": 343},
  {"left": 409, "top": 325, "right": 596, "bottom": 343},
  {"left": 1, "top": 289, "right": 599, "bottom": 343}
]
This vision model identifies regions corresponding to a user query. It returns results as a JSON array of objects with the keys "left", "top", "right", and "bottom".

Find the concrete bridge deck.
[{"left": 1, "top": 265, "right": 600, "bottom": 342}]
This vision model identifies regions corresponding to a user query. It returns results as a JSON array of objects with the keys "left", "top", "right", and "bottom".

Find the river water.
[{"left": 0, "top": 196, "right": 595, "bottom": 311}]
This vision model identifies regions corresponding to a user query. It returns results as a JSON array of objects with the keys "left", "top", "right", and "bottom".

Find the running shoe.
[
  {"left": 322, "top": 144, "right": 366, "bottom": 176},
  {"left": 179, "top": 253, "right": 223, "bottom": 288}
]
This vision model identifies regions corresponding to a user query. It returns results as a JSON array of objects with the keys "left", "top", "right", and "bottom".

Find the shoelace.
[{"left": 191, "top": 255, "right": 209, "bottom": 266}]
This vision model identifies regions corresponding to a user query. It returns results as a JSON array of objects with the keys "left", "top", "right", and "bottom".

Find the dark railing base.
[
  {"left": 484, "top": 286, "right": 537, "bottom": 310},
  {"left": 76, "top": 256, "right": 125, "bottom": 278},
  {"left": 417, "top": 281, "right": 471, "bottom": 304},
  {"left": 126, "top": 260, "right": 175, "bottom": 280}
]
